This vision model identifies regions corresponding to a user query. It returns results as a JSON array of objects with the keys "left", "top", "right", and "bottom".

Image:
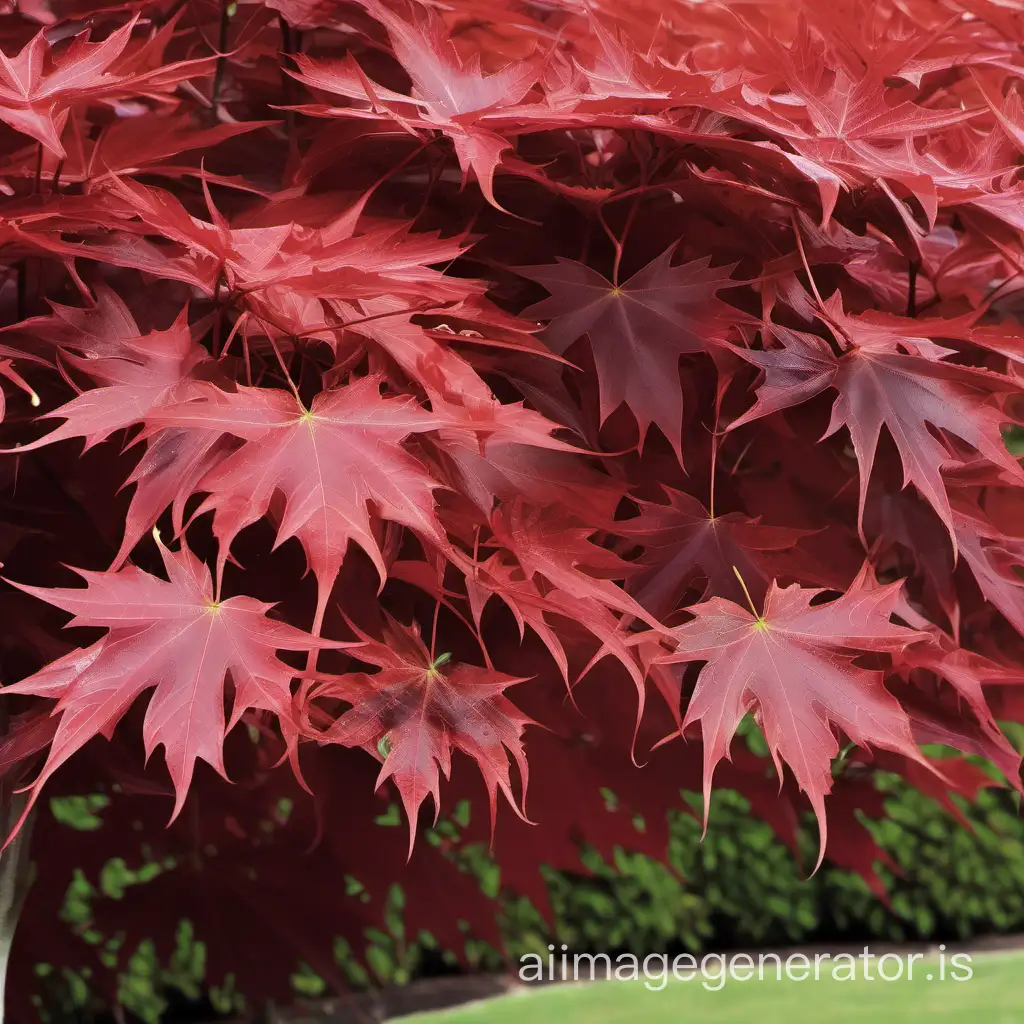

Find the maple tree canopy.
[{"left": 1, "top": 0, "right": 1024, "bottom": 1015}]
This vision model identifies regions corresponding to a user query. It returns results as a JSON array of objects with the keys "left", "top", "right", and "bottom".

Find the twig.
[
  {"left": 907, "top": 259, "right": 919, "bottom": 318},
  {"left": 0, "top": 776, "right": 37, "bottom": 1024},
  {"left": 211, "top": 0, "right": 232, "bottom": 116}
]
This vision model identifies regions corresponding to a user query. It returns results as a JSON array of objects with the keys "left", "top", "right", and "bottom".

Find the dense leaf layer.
[{"left": 2, "top": 0, "right": 1024, "bottom": 1013}]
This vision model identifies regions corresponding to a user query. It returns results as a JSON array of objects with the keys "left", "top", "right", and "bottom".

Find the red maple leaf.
[
  {"left": 620, "top": 487, "right": 808, "bottom": 617},
  {"left": 150, "top": 377, "right": 448, "bottom": 612},
  {"left": 730, "top": 310, "right": 1024, "bottom": 536},
  {"left": 286, "top": 3, "right": 542, "bottom": 206},
  {"left": 655, "top": 566, "right": 931, "bottom": 867},
  {"left": 308, "top": 615, "right": 533, "bottom": 853},
  {"left": 14, "top": 295, "right": 209, "bottom": 453},
  {"left": 724, "top": 14, "right": 982, "bottom": 154},
  {"left": 3, "top": 538, "right": 338, "bottom": 822},
  {"left": 951, "top": 492, "right": 1024, "bottom": 638},
  {"left": 4, "top": 286, "right": 223, "bottom": 565},
  {"left": 0, "top": 17, "right": 216, "bottom": 157},
  {"left": 518, "top": 246, "right": 739, "bottom": 456},
  {"left": 488, "top": 499, "right": 657, "bottom": 628}
]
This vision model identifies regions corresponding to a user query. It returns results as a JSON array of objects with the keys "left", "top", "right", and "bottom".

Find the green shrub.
[
  {"left": 500, "top": 776, "right": 1024, "bottom": 960},
  {"left": 38, "top": 766, "right": 1024, "bottom": 1021}
]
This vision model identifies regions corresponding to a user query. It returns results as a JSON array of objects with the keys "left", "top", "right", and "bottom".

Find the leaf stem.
[
  {"left": 790, "top": 210, "right": 826, "bottom": 312},
  {"left": 279, "top": 16, "right": 296, "bottom": 142},
  {"left": 258, "top": 318, "right": 303, "bottom": 404},
  {"left": 708, "top": 395, "right": 724, "bottom": 519},
  {"left": 611, "top": 195, "right": 641, "bottom": 286},
  {"left": 732, "top": 566, "right": 761, "bottom": 619},
  {"left": 300, "top": 584, "right": 331, "bottom": 708},
  {"left": 429, "top": 597, "right": 442, "bottom": 663}
]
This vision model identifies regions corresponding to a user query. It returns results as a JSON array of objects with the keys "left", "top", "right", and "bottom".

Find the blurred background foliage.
[{"left": 33, "top": 719, "right": 1024, "bottom": 1023}]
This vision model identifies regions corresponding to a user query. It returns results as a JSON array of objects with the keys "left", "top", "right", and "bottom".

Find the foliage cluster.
[{"left": 1, "top": 0, "right": 1024, "bottom": 1018}]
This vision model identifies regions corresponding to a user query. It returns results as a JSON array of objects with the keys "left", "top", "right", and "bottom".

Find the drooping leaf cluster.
[{"left": 2, "top": 0, "right": 1024, "bottom": 1011}]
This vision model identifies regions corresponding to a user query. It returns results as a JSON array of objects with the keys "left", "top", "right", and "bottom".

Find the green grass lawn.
[{"left": 396, "top": 951, "right": 1024, "bottom": 1023}]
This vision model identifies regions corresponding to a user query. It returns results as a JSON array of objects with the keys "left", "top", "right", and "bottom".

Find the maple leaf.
[
  {"left": 730, "top": 312, "right": 1024, "bottom": 536},
  {"left": 3, "top": 539, "right": 339, "bottom": 821},
  {"left": 972, "top": 70, "right": 1024, "bottom": 156},
  {"left": 60, "top": 177, "right": 473, "bottom": 313},
  {"left": 334, "top": 296, "right": 494, "bottom": 402},
  {"left": 364, "top": 2, "right": 540, "bottom": 121},
  {"left": 309, "top": 615, "right": 533, "bottom": 853},
  {"left": 656, "top": 567, "right": 931, "bottom": 868},
  {"left": 865, "top": 486, "right": 959, "bottom": 630},
  {"left": 620, "top": 487, "right": 807, "bottom": 617},
  {"left": 3, "top": 287, "right": 222, "bottom": 565},
  {"left": 286, "top": 3, "right": 541, "bottom": 205},
  {"left": 12, "top": 302, "right": 209, "bottom": 453},
  {"left": 0, "top": 18, "right": 217, "bottom": 157},
  {"left": 431, "top": 432, "right": 626, "bottom": 518},
  {"left": 951, "top": 494, "right": 1024, "bottom": 638},
  {"left": 893, "top": 630, "right": 1023, "bottom": 784},
  {"left": 488, "top": 499, "right": 659, "bottom": 629},
  {"left": 0, "top": 20, "right": 140, "bottom": 154},
  {"left": 518, "top": 247, "right": 739, "bottom": 456},
  {"left": 455, "top": 548, "right": 649, "bottom": 705},
  {"left": 727, "top": 14, "right": 982, "bottom": 150},
  {"left": 149, "top": 377, "right": 448, "bottom": 611},
  {"left": 460, "top": 552, "right": 571, "bottom": 683}
]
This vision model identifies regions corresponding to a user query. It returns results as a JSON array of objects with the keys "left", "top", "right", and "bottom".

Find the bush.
[
  {"left": 40, "top": 764, "right": 1024, "bottom": 1021},
  {"left": 489, "top": 776, "right": 1024, "bottom": 965}
]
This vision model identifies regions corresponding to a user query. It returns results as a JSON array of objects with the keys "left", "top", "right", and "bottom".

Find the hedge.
[{"left": 33, "top": 747, "right": 1024, "bottom": 1022}]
